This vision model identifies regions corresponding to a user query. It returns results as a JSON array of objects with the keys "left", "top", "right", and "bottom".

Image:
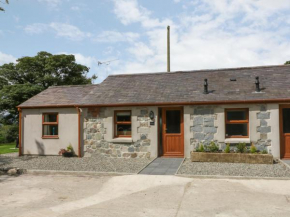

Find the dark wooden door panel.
[
  {"left": 280, "top": 106, "right": 290, "bottom": 159},
  {"left": 162, "top": 108, "right": 184, "bottom": 157}
]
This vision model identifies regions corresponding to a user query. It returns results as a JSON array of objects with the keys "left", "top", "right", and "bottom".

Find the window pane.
[
  {"left": 44, "top": 114, "right": 57, "bottom": 122},
  {"left": 227, "top": 110, "right": 247, "bottom": 121},
  {"left": 166, "top": 110, "right": 181, "bottom": 133},
  {"left": 283, "top": 108, "right": 290, "bottom": 133},
  {"left": 226, "top": 124, "right": 248, "bottom": 137},
  {"left": 116, "top": 124, "right": 131, "bottom": 136},
  {"left": 43, "top": 125, "right": 58, "bottom": 136},
  {"left": 116, "top": 112, "right": 131, "bottom": 122}
]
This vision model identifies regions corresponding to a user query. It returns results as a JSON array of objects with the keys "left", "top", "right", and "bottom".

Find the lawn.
[{"left": 0, "top": 143, "right": 18, "bottom": 155}]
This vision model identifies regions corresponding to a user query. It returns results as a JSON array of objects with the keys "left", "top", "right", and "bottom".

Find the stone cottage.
[{"left": 17, "top": 65, "right": 290, "bottom": 159}]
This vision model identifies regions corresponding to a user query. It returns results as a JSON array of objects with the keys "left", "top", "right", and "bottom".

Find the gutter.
[
  {"left": 18, "top": 108, "right": 22, "bottom": 156},
  {"left": 17, "top": 98, "right": 290, "bottom": 109},
  {"left": 76, "top": 107, "right": 81, "bottom": 158}
]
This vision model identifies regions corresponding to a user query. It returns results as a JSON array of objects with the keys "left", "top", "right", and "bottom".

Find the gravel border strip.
[
  {"left": 176, "top": 174, "right": 290, "bottom": 180},
  {"left": 175, "top": 158, "right": 185, "bottom": 175}
]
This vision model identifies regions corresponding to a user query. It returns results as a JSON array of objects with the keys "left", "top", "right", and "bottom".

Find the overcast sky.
[{"left": 1, "top": 0, "right": 290, "bottom": 83}]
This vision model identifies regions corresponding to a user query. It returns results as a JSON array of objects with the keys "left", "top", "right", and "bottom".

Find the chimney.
[
  {"left": 167, "top": 26, "right": 170, "bottom": 72},
  {"left": 255, "top": 76, "right": 260, "bottom": 92},
  {"left": 203, "top": 79, "right": 209, "bottom": 94}
]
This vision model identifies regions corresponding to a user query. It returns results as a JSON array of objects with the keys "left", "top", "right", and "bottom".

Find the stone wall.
[
  {"left": 190, "top": 106, "right": 218, "bottom": 150},
  {"left": 255, "top": 105, "right": 271, "bottom": 151},
  {"left": 84, "top": 107, "right": 151, "bottom": 158}
]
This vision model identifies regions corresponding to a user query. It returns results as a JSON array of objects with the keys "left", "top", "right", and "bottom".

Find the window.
[
  {"left": 42, "top": 113, "right": 58, "bottom": 138},
  {"left": 225, "top": 108, "right": 249, "bottom": 138},
  {"left": 114, "top": 111, "right": 131, "bottom": 137}
]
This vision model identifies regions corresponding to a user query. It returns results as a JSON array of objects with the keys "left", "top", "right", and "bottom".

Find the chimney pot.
[
  {"left": 203, "top": 79, "right": 209, "bottom": 94},
  {"left": 255, "top": 76, "right": 260, "bottom": 92}
]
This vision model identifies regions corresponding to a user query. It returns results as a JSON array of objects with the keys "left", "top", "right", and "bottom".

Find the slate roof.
[
  {"left": 19, "top": 85, "right": 97, "bottom": 107},
  {"left": 19, "top": 65, "right": 290, "bottom": 107}
]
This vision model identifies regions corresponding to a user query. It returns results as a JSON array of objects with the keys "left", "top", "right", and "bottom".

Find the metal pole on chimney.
[{"left": 167, "top": 25, "right": 170, "bottom": 72}]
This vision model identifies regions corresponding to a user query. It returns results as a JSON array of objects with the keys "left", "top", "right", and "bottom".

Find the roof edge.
[
  {"left": 17, "top": 98, "right": 290, "bottom": 109},
  {"left": 107, "top": 64, "right": 290, "bottom": 77}
]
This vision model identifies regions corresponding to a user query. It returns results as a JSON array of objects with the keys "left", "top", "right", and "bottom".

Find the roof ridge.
[
  {"left": 108, "top": 64, "right": 290, "bottom": 77},
  {"left": 48, "top": 84, "right": 99, "bottom": 89}
]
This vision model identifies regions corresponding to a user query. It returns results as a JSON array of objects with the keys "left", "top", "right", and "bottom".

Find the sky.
[{"left": 1, "top": 0, "right": 290, "bottom": 83}]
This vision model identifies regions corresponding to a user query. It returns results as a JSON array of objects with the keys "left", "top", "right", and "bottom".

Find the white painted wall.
[{"left": 21, "top": 108, "right": 78, "bottom": 155}]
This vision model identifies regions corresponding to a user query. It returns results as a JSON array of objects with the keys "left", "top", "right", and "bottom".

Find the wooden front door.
[
  {"left": 162, "top": 107, "right": 184, "bottom": 157},
  {"left": 280, "top": 105, "right": 290, "bottom": 159}
]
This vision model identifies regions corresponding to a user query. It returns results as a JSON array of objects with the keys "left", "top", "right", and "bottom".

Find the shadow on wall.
[{"left": 35, "top": 139, "right": 45, "bottom": 155}]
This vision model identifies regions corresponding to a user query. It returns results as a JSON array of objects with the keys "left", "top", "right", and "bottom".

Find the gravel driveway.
[
  {"left": 0, "top": 154, "right": 152, "bottom": 173},
  {"left": 177, "top": 159, "right": 290, "bottom": 178}
]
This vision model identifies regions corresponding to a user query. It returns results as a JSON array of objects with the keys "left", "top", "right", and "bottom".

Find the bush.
[
  {"left": 0, "top": 124, "right": 18, "bottom": 143},
  {"left": 250, "top": 144, "right": 257, "bottom": 154},
  {"left": 196, "top": 143, "right": 205, "bottom": 152},
  {"left": 262, "top": 149, "right": 268, "bottom": 154},
  {"left": 208, "top": 141, "right": 219, "bottom": 152},
  {"left": 236, "top": 143, "right": 246, "bottom": 153},
  {"left": 224, "top": 143, "right": 230, "bottom": 153}
]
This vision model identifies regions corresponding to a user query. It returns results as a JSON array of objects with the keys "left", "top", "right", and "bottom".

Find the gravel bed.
[
  {"left": 0, "top": 154, "right": 153, "bottom": 174},
  {"left": 177, "top": 159, "right": 290, "bottom": 178}
]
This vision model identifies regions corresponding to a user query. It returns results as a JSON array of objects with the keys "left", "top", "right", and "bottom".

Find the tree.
[
  {"left": 285, "top": 61, "right": 290, "bottom": 65},
  {"left": 0, "top": 51, "right": 96, "bottom": 125},
  {"left": 0, "top": 0, "right": 9, "bottom": 12}
]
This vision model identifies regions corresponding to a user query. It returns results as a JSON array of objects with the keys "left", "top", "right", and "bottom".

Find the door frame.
[
  {"left": 159, "top": 107, "right": 184, "bottom": 158},
  {"left": 279, "top": 104, "right": 290, "bottom": 159}
]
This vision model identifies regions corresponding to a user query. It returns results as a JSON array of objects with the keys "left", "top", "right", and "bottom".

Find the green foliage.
[
  {"left": 285, "top": 61, "right": 290, "bottom": 65},
  {"left": 67, "top": 144, "right": 73, "bottom": 152},
  {"left": 0, "top": 51, "right": 96, "bottom": 124},
  {"left": 196, "top": 143, "right": 205, "bottom": 152},
  {"left": 0, "top": 143, "right": 18, "bottom": 155},
  {"left": 236, "top": 142, "right": 246, "bottom": 153},
  {"left": 224, "top": 143, "right": 230, "bottom": 153},
  {"left": 207, "top": 141, "right": 219, "bottom": 152},
  {"left": 0, "top": 124, "right": 18, "bottom": 143},
  {"left": 0, "top": 0, "right": 9, "bottom": 12},
  {"left": 250, "top": 144, "right": 257, "bottom": 154},
  {"left": 261, "top": 149, "right": 268, "bottom": 154}
]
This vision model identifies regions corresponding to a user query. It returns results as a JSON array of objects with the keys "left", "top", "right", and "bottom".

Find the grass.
[{"left": 0, "top": 143, "right": 18, "bottom": 155}]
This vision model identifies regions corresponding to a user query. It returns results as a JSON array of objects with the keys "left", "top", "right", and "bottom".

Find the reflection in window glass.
[
  {"left": 227, "top": 111, "right": 247, "bottom": 121},
  {"left": 166, "top": 110, "right": 181, "bottom": 134},
  {"left": 283, "top": 108, "right": 290, "bottom": 133},
  {"left": 116, "top": 124, "right": 132, "bottom": 136},
  {"left": 43, "top": 125, "right": 58, "bottom": 136},
  {"left": 44, "top": 114, "right": 57, "bottom": 122},
  {"left": 226, "top": 124, "right": 247, "bottom": 137},
  {"left": 116, "top": 112, "right": 131, "bottom": 122}
]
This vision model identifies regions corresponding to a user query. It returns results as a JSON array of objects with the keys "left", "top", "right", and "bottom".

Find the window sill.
[
  {"left": 110, "top": 138, "right": 133, "bottom": 143},
  {"left": 224, "top": 138, "right": 250, "bottom": 143},
  {"left": 42, "top": 136, "right": 59, "bottom": 139}
]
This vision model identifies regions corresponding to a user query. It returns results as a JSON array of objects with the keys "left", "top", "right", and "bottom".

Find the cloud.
[
  {"left": 108, "top": 0, "right": 290, "bottom": 77},
  {"left": 113, "top": 0, "right": 173, "bottom": 28},
  {"left": 24, "top": 23, "right": 48, "bottom": 34},
  {"left": 49, "top": 23, "right": 91, "bottom": 41},
  {"left": 37, "top": 0, "right": 63, "bottom": 9},
  {"left": 24, "top": 22, "right": 91, "bottom": 41},
  {"left": 94, "top": 31, "right": 139, "bottom": 43},
  {"left": 0, "top": 52, "right": 17, "bottom": 65}
]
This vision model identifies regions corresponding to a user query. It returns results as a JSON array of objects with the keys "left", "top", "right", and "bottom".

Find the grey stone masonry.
[
  {"left": 255, "top": 105, "right": 271, "bottom": 150},
  {"left": 84, "top": 107, "right": 151, "bottom": 159},
  {"left": 190, "top": 106, "right": 218, "bottom": 150}
]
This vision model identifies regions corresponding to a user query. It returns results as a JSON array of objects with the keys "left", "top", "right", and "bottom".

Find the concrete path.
[
  {"left": 1, "top": 174, "right": 290, "bottom": 217},
  {"left": 139, "top": 158, "right": 184, "bottom": 175}
]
